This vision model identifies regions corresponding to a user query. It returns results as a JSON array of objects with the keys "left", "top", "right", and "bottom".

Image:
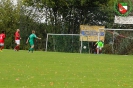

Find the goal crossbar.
[
  {"left": 104, "top": 28, "right": 133, "bottom": 31},
  {"left": 47, "top": 33, "right": 81, "bottom": 36}
]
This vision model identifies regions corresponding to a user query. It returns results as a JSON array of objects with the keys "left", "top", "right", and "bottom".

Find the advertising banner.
[{"left": 80, "top": 25, "right": 105, "bottom": 42}]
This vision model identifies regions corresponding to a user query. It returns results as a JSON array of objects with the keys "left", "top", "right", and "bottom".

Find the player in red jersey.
[
  {"left": 0, "top": 31, "right": 6, "bottom": 52},
  {"left": 14, "top": 29, "right": 21, "bottom": 51}
]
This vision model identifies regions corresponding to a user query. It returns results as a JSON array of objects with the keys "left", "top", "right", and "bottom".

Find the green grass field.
[{"left": 0, "top": 49, "right": 133, "bottom": 88}]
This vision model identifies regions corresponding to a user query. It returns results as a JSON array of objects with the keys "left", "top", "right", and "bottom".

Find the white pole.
[
  {"left": 45, "top": 34, "right": 49, "bottom": 51},
  {"left": 80, "top": 35, "right": 83, "bottom": 54},
  {"left": 97, "top": 30, "right": 100, "bottom": 54},
  {"left": 112, "top": 31, "right": 115, "bottom": 54}
]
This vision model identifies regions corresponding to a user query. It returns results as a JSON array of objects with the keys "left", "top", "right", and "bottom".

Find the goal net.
[
  {"left": 103, "top": 29, "right": 133, "bottom": 55},
  {"left": 45, "top": 33, "right": 81, "bottom": 53},
  {"left": 45, "top": 33, "right": 94, "bottom": 53}
]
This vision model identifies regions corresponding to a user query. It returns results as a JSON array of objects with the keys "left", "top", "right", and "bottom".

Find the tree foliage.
[{"left": 0, "top": 0, "right": 21, "bottom": 48}]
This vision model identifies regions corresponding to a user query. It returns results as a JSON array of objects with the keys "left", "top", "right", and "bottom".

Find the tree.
[
  {"left": 0, "top": 0, "right": 21, "bottom": 49},
  {"left": 22, "top": 0, "right": 111, "bottom": 33}
]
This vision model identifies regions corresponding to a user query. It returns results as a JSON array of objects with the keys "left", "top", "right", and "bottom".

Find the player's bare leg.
[
  {"left": 96, "top": 48, "right": 99, "bottom": 54},
  {"left": 14, "top": 40, "right": 20, "bottom": 51},
  {"left": 29, "top": 45, "right": 34, "bottom": 53},
  {"left": 0, "top": 46, "right": 4, "bottom": 52}
]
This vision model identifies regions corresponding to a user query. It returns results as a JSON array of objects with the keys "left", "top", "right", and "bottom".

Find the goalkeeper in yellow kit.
[{"left": 94, "top": 40, "right": 104, "bottom": 54}]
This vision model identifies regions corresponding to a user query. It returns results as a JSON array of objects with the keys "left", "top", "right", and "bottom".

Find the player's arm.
[
  {"left": 26, "top": 37, "right": 29, "bottom": 44},
  {"left": 35, "top": 35, "right": 41, "bottom": 40},
  {"left": 36, "top": 37, "right": 41, "bottom": 40},
  {"left": 15, "top": 33, "right": 19, "bottom": 38},
  {"left": 18, "top": 34, "right": 21, "bottom": 39},
  {"left": 94, "top": 41, "right": 98, "bottom": 46},
  {"left": 4, "top": 34, "right": 6, "bottom": 39}
]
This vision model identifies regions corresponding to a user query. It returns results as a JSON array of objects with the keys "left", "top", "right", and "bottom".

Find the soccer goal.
[
  {"left": 45, "top": 33, "right": 96, "bottom": 53},
  {"left": 102, "top": 28, "right": 133, "bottom": 54},
  {"left": 45, "top": 33, "right": 82, "bottom": 53}
]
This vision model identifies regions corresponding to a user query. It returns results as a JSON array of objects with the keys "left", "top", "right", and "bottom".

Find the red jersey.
[
  {"left": 0, "top": 33, "right": 6, "bottom": 43},
  {"left": 15, "top": 31, "right": 20, "bottom": 40}
]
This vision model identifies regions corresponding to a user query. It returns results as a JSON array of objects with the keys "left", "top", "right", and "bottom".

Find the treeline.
[{"left": 0, "top": 0, "right": 133, "bottom": 54}]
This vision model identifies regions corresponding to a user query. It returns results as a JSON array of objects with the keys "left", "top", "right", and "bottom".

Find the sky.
[{"left": 11, "top": 0, "right": 17, "bottom": 5}]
